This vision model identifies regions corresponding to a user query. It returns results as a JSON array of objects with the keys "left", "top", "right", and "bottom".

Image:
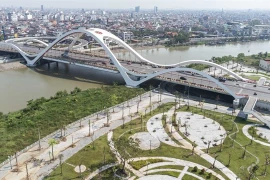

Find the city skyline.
[{"left": 0, "top": 0, "right": 270, "bottom": 10}]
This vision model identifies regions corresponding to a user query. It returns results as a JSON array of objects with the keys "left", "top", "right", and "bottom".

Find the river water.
[{"left": 1, "top": 40, "right": 270, "bottom": 113}]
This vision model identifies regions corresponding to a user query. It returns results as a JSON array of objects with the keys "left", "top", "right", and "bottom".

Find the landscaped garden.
[{"left": 43, "top": 99, "right": 270, "bottom": 180}]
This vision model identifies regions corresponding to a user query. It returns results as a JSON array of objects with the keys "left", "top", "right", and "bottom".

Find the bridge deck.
[{"left": 243, "top": 96, "right": 257, "bottom": 113}]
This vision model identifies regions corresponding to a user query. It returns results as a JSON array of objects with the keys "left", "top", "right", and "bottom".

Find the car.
[
  {"left": 180, "top": 77, "right": 187, "bottom": 80},
  {"left": 152, "top": 64, "right": 158, "bottom": 68},
  {"left": 218, "top": 77, "right": 226, "bottom": 82},
  {"left": 127, "top": 62, "right": 131, "bottom": 65},
  {"left": 253, "top": 85, "right": 257, "bottom": 87},
  {"left": 254, "top": 92, "right": 257, "bottom": 95}
]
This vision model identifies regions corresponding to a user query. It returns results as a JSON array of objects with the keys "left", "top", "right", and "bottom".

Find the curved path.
[
  {"left": 242, "top": 124, "right": 270, "bottom": 147},
  {"left": 128, "top": 157, "right": 225, "bottom": 180}
]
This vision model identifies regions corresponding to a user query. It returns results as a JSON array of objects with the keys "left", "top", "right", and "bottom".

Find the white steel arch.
[{"left": 0, "top": 28, "right": 244, "bottom": 98}]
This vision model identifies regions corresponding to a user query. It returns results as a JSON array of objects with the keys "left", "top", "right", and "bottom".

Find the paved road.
[{"left": 1, "top": 43, "right": 270, "bottom": 101}]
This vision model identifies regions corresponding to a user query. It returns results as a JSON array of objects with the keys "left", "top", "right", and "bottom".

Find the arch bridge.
[{"left": 0, "top": 28, "right": 246, "bottom": 99}]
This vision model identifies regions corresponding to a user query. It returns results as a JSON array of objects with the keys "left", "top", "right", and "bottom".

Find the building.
[
  {"left": 7, "top": 12, "right": 18, "bottom": 22},
  {"left": 259, "top": 59, "right": 270, "bottom": 71},
  {"left": 41, "top": 5, "right": 44, "bottom": 11},
  {"left": 154, "top": 6, "right": 158, "bottom": 13},
  {"left": 135, "top": 6, "right": 140, "bottom": 13},
  {"left": 120, "top": 31, "right": 134, "bottom": 42}
]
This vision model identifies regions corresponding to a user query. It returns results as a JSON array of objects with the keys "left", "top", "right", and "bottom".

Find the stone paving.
[
  {"left": 147, "top": 114, "right": 180, "bottom": 148},
  {"left": 130, "top": 132, "right": 160, "bottom": 150},
  {"left": 177, "top": 112, "right": 226, "bottom": 149}
]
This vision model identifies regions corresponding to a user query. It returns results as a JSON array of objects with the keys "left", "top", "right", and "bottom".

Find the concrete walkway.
[
  {"left": 242, "top": 124, "right": 270, "bottom": 147},
  {"left": 128, "top": 157, "right": 224, "bottom": 180}
]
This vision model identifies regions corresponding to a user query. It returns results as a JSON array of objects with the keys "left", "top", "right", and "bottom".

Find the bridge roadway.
[{"left": 1, "top": 43, "right": 270, "bottom": 101}]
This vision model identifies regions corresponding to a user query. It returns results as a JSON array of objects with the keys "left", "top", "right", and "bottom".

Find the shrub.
[
  {"left": 192, "top": 166, "right": 198, "bottom": 172},
  {"left": 199, "top": 168, "right": 205, "bottom": 175},
  {"left": 207, "top": 172, "right": 212, "bottom": 179}
]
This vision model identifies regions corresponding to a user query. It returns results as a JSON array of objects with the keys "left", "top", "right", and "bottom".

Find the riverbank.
[
  {"left": 0, "top": 61, "right": 26, "bottom": 72},
  {"left": 0, "top": 85, "right": 145, "bottom": 163}
]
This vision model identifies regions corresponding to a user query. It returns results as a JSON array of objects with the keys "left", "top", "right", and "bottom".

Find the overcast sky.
[{"left": 0, "top": 0, "right": 269, "bottom": 10}]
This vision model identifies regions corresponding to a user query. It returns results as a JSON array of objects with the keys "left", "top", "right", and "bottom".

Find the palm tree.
[{"left": 48, "top": 139, "right": 57, "bottom": 160}]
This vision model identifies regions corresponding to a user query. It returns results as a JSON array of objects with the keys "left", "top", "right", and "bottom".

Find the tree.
[
  {"left": 237, "top": 53, "right": 245, "bottom": 60},
  {"left": 110, "top": 94, "right": 118, "bottom": 112},
  {"left": 58, "top": 154, "right": 64, "bottom": 174},
  {"left": 191, "top": 141, "right": 197, "bottom": 155},
  {"left": 115, "top": 137, "right": 138, "bottom": 174},
  {"left": 227, "top": 153, "right": 231, "bottom": 167},
  {"left": 48, "top": 139, "right": 57, "bottom": 160},
  {"left": 248, "top": 165, "right": 259, "bottom": 180}
]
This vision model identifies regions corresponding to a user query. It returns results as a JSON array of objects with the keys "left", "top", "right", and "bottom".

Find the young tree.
[
  {"left": 110, "top": 94, "right": 118, "bottom": 112},
  {"left": 58, "top": 154, "right": 64, "bottom": 175},
  {"left": 48, "top": 139, "right": 57, "bottom": 160}
]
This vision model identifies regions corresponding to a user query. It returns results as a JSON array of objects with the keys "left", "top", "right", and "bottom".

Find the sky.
[{"left": 0, "top": 0, "right": 269, "bottom": 10}]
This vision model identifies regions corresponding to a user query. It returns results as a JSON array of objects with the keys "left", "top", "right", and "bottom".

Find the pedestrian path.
[
  {"left": 242, "top": 124, "right": 270, "bottom": 147},
  {"left": 128, "top": 157, "right": 224, "bottom": 180}
]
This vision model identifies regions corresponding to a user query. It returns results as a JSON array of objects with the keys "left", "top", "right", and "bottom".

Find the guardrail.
[{"left": 0, "top": 90, "right": 152, "bottom": 169}]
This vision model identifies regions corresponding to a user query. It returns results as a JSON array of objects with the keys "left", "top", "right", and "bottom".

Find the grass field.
[{"left": 177, "top": 105, "right": 270, "bottom": 180}]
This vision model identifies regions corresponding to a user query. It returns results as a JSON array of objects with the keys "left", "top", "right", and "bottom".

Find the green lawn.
[
  {"left": 113, "top": 104, "right": 228, "bottom": 180},
  {"left": 45, "top": 135, "right": 116, "bottom": 180},
  {"left": 177, "top": 105, "right": 270, "bottom": 180},
  {"left": 151, "top": 165, "right": 184, "bottom": 170},
  {"left": 0, "top": 85, "right": 145, "bottom": 163},
  {"left": 248, "top": 126, "right": 270, "bottom": 144},
  {"left": 149, "top": 171, "right": 180, "bottom": 178}
]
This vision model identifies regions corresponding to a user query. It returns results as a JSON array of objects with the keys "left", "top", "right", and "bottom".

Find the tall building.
[
  {"left": 41, "top": 5, "right": 44, "bottom": 11},
  {"left": 135, "top": 6, "right": 140, "bottom": 13},
  {"left": 154, "top": 6, "right": 158, "bottom": 13}
]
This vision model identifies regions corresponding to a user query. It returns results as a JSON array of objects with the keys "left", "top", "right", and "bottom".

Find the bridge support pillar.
[
  {"left": 56, "top": 62, "right": 59, "bottom": 68},
  {"left": 47, "top": 62, "right": 50, "bottom": 68},
  {"left": 26, "top": 64, "right": 36, "bottom": 67},
  {"left": 233, "top": 99, "right": 239, "bottom": 109}
]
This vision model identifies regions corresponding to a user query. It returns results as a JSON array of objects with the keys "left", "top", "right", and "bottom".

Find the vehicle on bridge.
[
  {"left": 218, "top": 77, "right": 226, "bottom": 82},
  {"left": 180, "top": 76, "right": 187, "bottom": 80}
]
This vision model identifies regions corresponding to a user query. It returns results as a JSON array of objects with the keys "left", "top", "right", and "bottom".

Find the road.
[{"left": 1, "top": 43, "right": 270, "bottom": 100}]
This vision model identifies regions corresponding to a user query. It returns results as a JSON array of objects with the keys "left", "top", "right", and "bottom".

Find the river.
[
  {"left": 1, "top": 40, "right": 270, "bottom": 113},
  {"left": 118, "top": 40, "right": 270, "bottom": 64},
  {"left": 0, "top": 63, "right": 123, "bottom": 113}
]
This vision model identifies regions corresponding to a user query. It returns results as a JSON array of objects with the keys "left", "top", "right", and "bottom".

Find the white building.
[
  {"left": 120, "top": 32, "right": 134, "bottom": 42},
  {"left": 259, "top": 59, "right": 270, "bottom": 71}
]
